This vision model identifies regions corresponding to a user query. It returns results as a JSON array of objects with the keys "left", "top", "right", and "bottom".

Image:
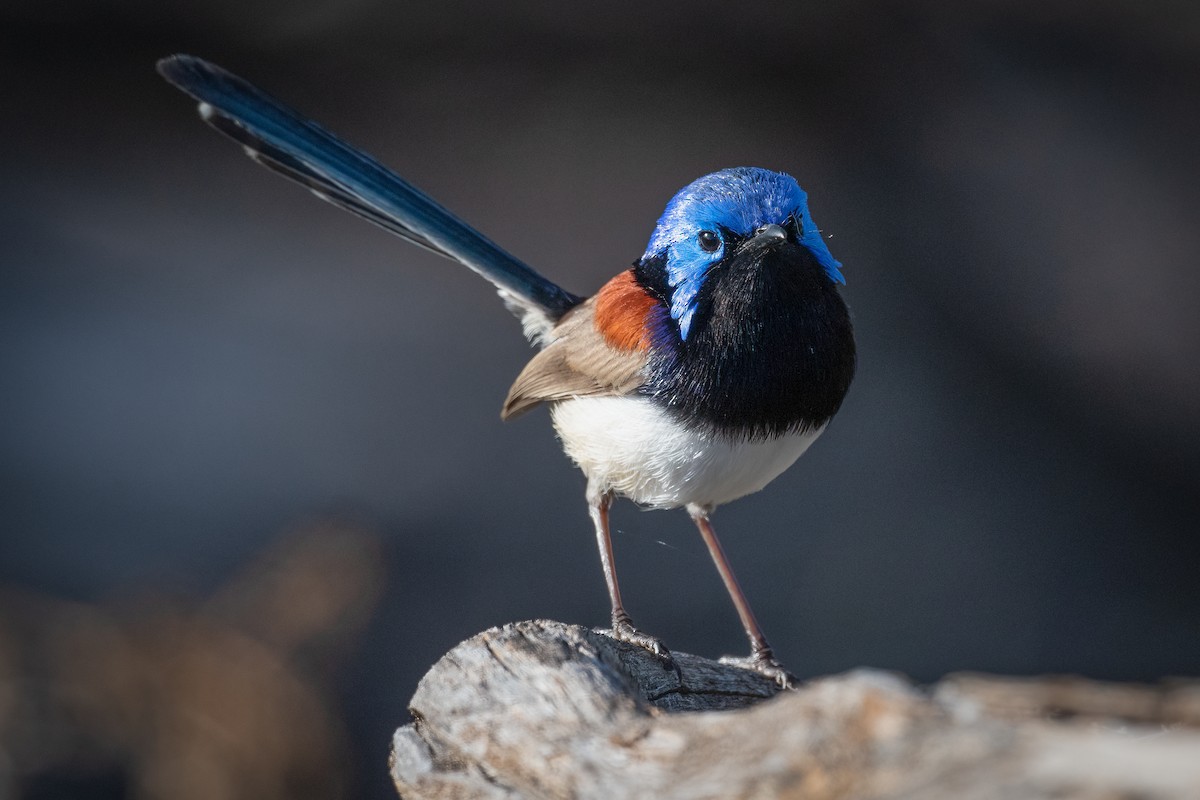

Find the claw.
[
  {"left": 603, "top": 613, "right": 676, "bottom": 675},
  {"left": 611, "top": 617, "right": 670, "bottom": 658},
  {"left": 719, "top": 651, "right": 797, "bottom": 689}
]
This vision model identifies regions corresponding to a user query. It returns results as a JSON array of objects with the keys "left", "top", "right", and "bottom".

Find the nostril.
[{"left": 751, "top": 223, "right": 787, "bottom": 242}]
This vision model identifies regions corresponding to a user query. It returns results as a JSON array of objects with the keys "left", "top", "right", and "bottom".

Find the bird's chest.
[
  {"left": 550, "top": 395, "right": 822, "bottom": 509},
  {"left": 641, "top": 279, "right": 855, "bottom": 439}
]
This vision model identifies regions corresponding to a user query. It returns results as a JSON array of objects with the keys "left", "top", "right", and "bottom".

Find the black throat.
[{"left": 634, "top": 243, "right": 856, "bottom": 440}]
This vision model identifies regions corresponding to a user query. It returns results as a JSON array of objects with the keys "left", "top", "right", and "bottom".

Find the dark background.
[{"left": 2, "top": 2, "right": 1198, "bottom": 797}]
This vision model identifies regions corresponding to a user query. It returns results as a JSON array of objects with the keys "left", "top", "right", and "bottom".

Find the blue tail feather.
[{"left": 157, "top": 54, "right": 581, "bottom": 321}]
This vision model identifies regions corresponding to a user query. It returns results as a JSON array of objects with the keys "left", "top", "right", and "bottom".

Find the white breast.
[{"left": 550, "top": 395, "right": 823, "bottom": 510}]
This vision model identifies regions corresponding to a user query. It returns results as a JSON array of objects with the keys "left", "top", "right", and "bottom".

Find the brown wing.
[{"left": 501, "top": 271, "right": 659, "bottom": 420}]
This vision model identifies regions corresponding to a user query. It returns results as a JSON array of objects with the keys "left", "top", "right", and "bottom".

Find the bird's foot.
[
  {"left": 719, "top": 649, "right": 797, "bottom": 689},
  {"left": 608, "top": 614, "right": 673, "bottom": 663}
]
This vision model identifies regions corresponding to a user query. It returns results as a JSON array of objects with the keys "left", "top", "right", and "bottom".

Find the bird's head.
[{"left": 637, "top": 167, "right": 844, "bottom": 341}]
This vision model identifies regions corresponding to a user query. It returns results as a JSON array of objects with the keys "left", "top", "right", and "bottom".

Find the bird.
[{"left": 157, "top": 55, "right": 856, "bottom": 687}]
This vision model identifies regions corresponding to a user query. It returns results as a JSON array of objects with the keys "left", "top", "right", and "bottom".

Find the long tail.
[{"left": 157, "top": 55, "right": 581, "bottom": 339}]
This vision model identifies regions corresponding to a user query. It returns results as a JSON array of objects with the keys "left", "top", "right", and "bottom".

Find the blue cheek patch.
[
  {"left": 665, "top": 237, "right": 720, "bottom": 340},
  {"left": 799, "top": 212, "right": 844, "bottom": 285}
]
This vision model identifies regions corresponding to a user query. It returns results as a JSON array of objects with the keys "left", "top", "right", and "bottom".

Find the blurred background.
[{"left": 2, "top": 1, "right": 1198, "bottom": 797}]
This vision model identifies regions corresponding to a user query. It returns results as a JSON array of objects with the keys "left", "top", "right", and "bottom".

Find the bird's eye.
[{"left": 697, "top": 229, "right": 722, "bottom": 253}]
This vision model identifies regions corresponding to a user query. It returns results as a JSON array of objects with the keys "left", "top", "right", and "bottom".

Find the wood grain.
[{"left": 391, "top": 620, "right": 1200, "bottom": 799}]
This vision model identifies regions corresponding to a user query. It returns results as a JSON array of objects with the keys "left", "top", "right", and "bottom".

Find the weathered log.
[{"left": 390, "top": 620, "right": 1200, "bottom": 799}]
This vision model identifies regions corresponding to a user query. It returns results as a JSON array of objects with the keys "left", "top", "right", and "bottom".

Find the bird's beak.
[{"left": 742, "top": 223, "right": 788, "bottom": 253}]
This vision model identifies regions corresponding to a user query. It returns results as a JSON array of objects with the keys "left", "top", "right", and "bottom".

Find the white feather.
[
  {"left": 498, "top": 289, "right": 557, "bottom": 346},
  {"left": 551, "top": 395, "right": 822, "bottom": 510}
]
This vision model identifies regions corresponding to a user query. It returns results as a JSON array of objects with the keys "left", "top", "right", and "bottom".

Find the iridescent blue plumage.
[
  {"left": 643, "top": 168, "right": 844, "bottom": 340},
  {"left": 156, "top": 55, "right": 581, "bottom": 323}
]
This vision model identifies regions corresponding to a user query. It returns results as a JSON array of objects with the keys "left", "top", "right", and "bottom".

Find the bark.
[{"left": 391, "top": 620, "right": 1200, "bottom": 799}]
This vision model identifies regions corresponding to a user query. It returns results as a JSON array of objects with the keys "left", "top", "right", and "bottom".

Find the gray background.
[{"left": 3, "top": 2, "right": 1198, "bottom": 797}]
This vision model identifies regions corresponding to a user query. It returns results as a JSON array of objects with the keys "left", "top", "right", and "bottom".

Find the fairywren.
[{"left": 158, "top": 55, "right": 856, "bottom": 687}]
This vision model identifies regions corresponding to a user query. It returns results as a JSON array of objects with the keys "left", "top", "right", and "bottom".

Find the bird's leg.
[
  {"left": 589, "top": 490, "right": 671, "bottom": 660},
  {"left": 688, "top": 504, "right": 796, "bottom": 688}
]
